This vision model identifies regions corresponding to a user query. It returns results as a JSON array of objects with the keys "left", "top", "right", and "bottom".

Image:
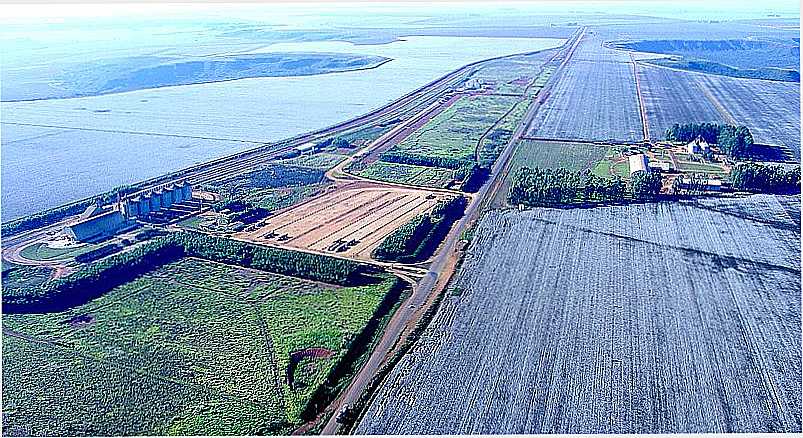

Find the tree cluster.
[
  {"left": 730, "top": 163, "right": 800, "bottom": 194},
  {"left": 459, "top": 165, "right": 491, "bottom": 193},
  {"left": 379, "top": 151, "right": 468, "bottom": 170},
  {"left": 509, "top": 167, "right": 662, "bottom": 207},
  {"left": 319, "top": 136, "right": 353, "bottom": 149},
  {"left": 665, "top": 123, "right": 753, "bottom": 158},
  {"left": 373, "top": 196, "right": 467, "bottom": 263}
]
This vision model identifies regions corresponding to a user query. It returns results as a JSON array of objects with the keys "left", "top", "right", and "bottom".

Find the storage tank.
[
  {"left": 138, "top": 196, "right": 151, "bottom": 215},
  {"left": 125, "top": 199, "right": 140, "bottom": 218},
  {"left": 149, "top": 192, "right": 162, "bottom": 211},
  {"left": 170, "top": 185, "right": 183, "bottom": 203},
  {"left": 181, "top": 182, "right": 192, "bottom": 200},
  {"left": 161, "top": 187, "right": 174, "bottom": 207}
]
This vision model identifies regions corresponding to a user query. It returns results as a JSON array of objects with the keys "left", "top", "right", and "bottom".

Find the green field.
[
  {"left": 1, "top": 262, "right": 52, "bottom": 297},
  {"left": 390, "top": 94, "right": 518, "bottom": 164},
  {"left": 358, "top": 161, "right": 455, "bottom": 188},
  {"left": 676, "top": 161, "right": 727, "bottom": 174},
  {"left": 2, "top": 257, "right": 400, "bottom": 435},
  {"left": 277, "top": 152, "right": 346, "bottom": 170},
  {"left": 591, "top": 146, "right": 632, "bottom": 179},
  {"left": 492, "top": 140, "right": 609, "bottom": 208},
  {"left": 477, "top": 100, "right": 530, "bottom": 167},
  {"left": 19, "top": 242, "right": 100, "bottom": 261}
]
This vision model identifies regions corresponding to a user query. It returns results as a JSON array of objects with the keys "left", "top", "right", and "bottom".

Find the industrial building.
[
  {"left": 628, "top": 154, "right": 649, "bottom": 175},
  {"left": 62, "top": 181, "right": 193, "bottom": 242},
  {"left": 122, "top": 181, "right": 193, "bottom": 219},
  {"left": 62, "top": 208, "right": 129, "bottom": 242}
]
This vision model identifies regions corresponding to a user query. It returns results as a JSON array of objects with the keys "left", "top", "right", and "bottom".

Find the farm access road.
[{"left": 318, "top": 26, "right": 587, "bottom": 435}]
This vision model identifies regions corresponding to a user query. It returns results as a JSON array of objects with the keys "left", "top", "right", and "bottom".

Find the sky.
[{"left": 1, "top": 1, "right": 800, "bottom": 24}]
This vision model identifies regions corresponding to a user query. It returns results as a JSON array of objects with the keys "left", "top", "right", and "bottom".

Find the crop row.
[
  {"left": 694, "top": 74, "right": 801, "bottom": 159},
  {"left": 636, "top": 64, "right": 727, "bottom": 140},
  {"left": 357, "top": 194, "right": 801, "bottom": 434},
  {"left": 526, "top": 37, "right": 643, "bottom": 143}
]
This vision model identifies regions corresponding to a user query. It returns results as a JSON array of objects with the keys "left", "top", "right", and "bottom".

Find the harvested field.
[
  {"left": 527, "top": 37, "right": 643, "bottom": 143},
  {"left": 239, "top": 185, "right": 448, "bottom": 259},
  {"left": 637, "top": 64, "right": 727, "bottom": 140},
  {"left": 694, "top": 74, "right": 801, "bottom": 159},
  {"left": 358, "top": 195, "right": 801, "bottom": 434}
]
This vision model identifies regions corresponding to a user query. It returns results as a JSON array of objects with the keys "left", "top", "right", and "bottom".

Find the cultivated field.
[
  {"left": 636, "top": 64, "right": 727, "bottom": 140},
  {"left": 493, "top": 140, "right": 608, "bottom": 207},
  {"left": 390, "top": 94, "right": 519, "bottom": 163},
  {"left": 358, "top": 161, "right": 456, "bottom": 189},
  {"left": 526, "top": 37, "right": 643, "bottom": 143},
  {"left": 358, "top": 195, "right": 801, "bottom": 434},
  {"left": 238, "top": 185, "right": 448, "bottom": 259},
  {"left": 694, "top": 75, "right": 801, "bottom": 159},
  {"left": 2, "top": 257, "right": 398, "bottom": 435}
]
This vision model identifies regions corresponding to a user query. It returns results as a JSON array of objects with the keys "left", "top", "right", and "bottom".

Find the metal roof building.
[
  {"left": 62, "top": 209, "right": 128, "bottom": 242},
  {"left": 628, "top": 154, "right": 649, "bottom": 175}
]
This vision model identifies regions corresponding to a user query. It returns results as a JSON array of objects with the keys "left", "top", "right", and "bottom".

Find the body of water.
[{"left": 1, "top": 35, "right": 563, "bottom": 220}]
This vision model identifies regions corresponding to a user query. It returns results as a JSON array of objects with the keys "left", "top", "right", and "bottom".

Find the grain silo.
[
  {"left": 180, "top": 181, "right": 192, "bottom": 201},
  {"left": 124, "top": 199, "right": 140, "bottom": 218},
  {"left": 149, "top": 191, "right": 162, "bottom": 211},
  {"left": 161, "top": 186, "right": 174, "bottom": 207},
  {"left": 138, "top": 196, "right": 151, "bottom": 215},
  {"left": 628, "top": 154, "right": 649, "bottom": 175}
]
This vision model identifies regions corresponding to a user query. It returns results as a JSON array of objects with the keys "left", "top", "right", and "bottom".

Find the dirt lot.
[{"left": 237, "top": 183, "right": 447, "bottom": 260}]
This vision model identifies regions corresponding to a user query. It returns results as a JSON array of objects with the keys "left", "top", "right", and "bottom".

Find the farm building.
[
  {"left": 628, "top": 154, "right": 649, "bottom": 175},
  {"left": 648, "top": 161, "right": 672, "bottom": 172},
  {"left": 686, "top": 137, "right": 710, "bottom": 154},
  {"left": 62, "top": 209, "right": 129, "bottom": 242},
  {"left": 295, "top": 142, "right": 317, "bottom": 154},
  {"left": 677, "top": 177, "right": 724, "bottom": 191}
]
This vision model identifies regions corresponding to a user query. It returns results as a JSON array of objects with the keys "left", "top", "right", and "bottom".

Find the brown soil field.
[{"left": 238, "top": 184, "right": 447, "bottom": 260}]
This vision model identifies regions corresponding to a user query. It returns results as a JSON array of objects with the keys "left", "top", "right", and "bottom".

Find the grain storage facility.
[
  {"left": 161, "top": 187, "right": 174, "bottom": 208},
  {"left": 62, "top": 209, "right": 129, "bottom": 242}
]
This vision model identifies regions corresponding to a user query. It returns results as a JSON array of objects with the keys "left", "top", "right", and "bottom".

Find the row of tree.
[
  {"left": 730, "top": 163, "right": 800, "bottom": 194},
  {"left": 509, "top": 167, "right": 663, "bottom": 207},
  {"left": 379, "top": 151, "right": 469, "bottom": 170},
  {"left": 665, "top": 122, "right": 754, "bottom": 158},
  {"left": 5, "top": 231, "right": 380, "bottom": 313},
  {"left": 373, "top": 196, "right": 467, "bottom": 263}
]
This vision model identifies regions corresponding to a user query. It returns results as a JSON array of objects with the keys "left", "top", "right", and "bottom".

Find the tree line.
[
  {"left": 379, "top": 151, "right": 469, "bottom": 170},
  {"left": 5, "top": 231, "right": 381, "bottom": 313},
  {"left": 509, "top": 167, "right": 663, "bottom": 207},
  {"left": 373, "top": 196, "right": 467, "bottom": 263},
  {"left": 730, "top": 163, "right": 800, "bottom": 194},
  {"left": 665, "top": 122, "right": 754, "bottom": 158}
]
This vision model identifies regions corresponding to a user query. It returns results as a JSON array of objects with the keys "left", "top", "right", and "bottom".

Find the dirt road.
[{"left": 319, "top": 27, "right": 587, "bottom": 435}]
